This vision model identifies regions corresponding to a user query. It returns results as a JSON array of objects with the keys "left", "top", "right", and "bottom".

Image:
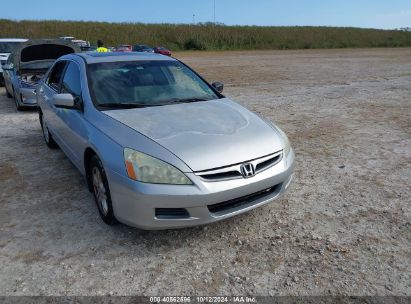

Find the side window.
[
  {"left": 60, "top": 62, "right": 82, "bottom": 100},
  {"left": 47, "top": 61, "right": 67, "bottom": 90}
]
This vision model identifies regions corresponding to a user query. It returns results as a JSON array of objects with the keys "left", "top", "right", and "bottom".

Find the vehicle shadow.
[
  {"left": 0, "top": 86, "right": 257, "bottom": 261},
  {"left": 1, "top": 119, "right": 246, "bottom": 258}
]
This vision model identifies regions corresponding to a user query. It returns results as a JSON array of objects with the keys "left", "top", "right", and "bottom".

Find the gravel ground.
[{"left": 0, "top": 48, "right": 410, "bottom": 296}]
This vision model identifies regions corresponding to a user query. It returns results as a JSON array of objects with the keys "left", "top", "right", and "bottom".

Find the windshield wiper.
[
  {"left": 97, "top": 103, "right": 149, "bottom": 109},
  {"left": 167, "top": 98, "right": 208, "bottom": 104},
  {"left": 98, "top": 99, "right": 209, "bottom": 109}
]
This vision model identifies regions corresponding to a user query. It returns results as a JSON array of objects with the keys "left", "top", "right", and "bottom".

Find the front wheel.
[
  {"left": 90, "top": 156, "right": 117, "bottom": 225},
  {"left": 5, "top": 86, "right": 12, "bottom": 98},
  {"left": 40, "top": 113, "right": 58, "bottom": 149},
  {"left": 13, "top": 89, "right": 23, "bottom": 111}
]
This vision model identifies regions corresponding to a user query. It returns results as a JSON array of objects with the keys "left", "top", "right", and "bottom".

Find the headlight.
[
  {"left": 265, "top": 120, "right": 292, "bottom": 157},
  {"left": 124, "top": 148, "right": 192, "bottom": 185},
  {"left": 20, "top": 80, "right": 34, "bottom": 89},
  {"left": 277, "top": 128, "right": 291, "bottom": 157}
]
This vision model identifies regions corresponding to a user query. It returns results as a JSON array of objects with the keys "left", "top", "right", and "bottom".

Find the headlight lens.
[
  {"left": 124, "top": 148, "right": 192, "bottom": 185},
  {"left": 281, "top": 131, "right": 291, "bottom": 157},
  {"left": 20, "top": 80, "right": 34, "bottom": 89},
  {"left": 264, "top": 119, "right": 292, "bottom": 158},
  {"left": 273, "top": 126, "right": 291, "bottom": 157}
]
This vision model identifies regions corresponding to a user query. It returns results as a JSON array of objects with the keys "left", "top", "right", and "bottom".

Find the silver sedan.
[
  {"left": 37, "top": 52, "right": 295, "bottom": 229},
  {"left": 3, "top": 39, "right": 79, "bottom": 110}
]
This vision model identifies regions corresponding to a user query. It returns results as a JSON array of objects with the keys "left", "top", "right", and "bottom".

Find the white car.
[
  {"left": 59, "top": 36, "right": 91, "bottom": 51},
  {"left": 0, "top": 38, "right": 27, "bottom": 86}
]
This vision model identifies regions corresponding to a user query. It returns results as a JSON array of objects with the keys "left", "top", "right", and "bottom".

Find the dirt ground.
[{"left": 0, "top": 48, "right": 410, "bottom": 296}]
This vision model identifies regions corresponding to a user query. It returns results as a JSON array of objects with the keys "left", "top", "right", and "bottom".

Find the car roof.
[
  {"left": 72, "top": 52, "right": 176, "bottom": 64},
  {"left": 0, "top": 38, "right": 28, "bottom": 42}
]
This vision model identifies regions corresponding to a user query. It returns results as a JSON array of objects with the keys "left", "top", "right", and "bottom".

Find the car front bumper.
[{"left": 106, "top": 149, "right": 295, "bottom": 230}]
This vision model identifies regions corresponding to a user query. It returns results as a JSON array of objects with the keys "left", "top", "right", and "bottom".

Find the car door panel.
[
  {"left": 53, "top": 61, "right": 88, "bottom": 170},
  {"left": 54, "top": 108, "right": 88, "bottom": 170},
  {"left": 41, "top": 61, "right": 67, "bottom": 140},
  {"left": 41, "top": 84, "right": 64, "bottom": 143}
]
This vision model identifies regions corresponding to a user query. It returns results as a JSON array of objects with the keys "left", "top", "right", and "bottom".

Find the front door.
[{"left": 53, "top": 61, "right": 88, "bottom": 170}]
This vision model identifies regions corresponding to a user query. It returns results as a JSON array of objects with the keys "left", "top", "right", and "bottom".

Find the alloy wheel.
[
  {"left": 42, "top": 118, "right": 50, "bottom": 143},
  {"left": 13, "top": 91, "right": 19, "bottom": 107},
  {"left": 92, "top": 167, "right": 109, "bottom": 216}
]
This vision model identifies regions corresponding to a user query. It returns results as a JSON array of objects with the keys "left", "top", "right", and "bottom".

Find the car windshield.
[
  {"left": 0, "top": 42, "right": 22, "bottom": 53},
  {"left": 87, "top": 60, "right": 220, "bottom": 108}
]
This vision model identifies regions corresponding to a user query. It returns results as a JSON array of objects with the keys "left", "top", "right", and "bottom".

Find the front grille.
[
  {"left": 200, "top": 171, "right": 243, "bottom": 181},
  {"left": 255, "top": 154, "right": 282, "bottom": 172},
  {"left": 207, "top": 184, "right": 279, "bottom": 214},
  {"left": 196, "top": 151, "right": 283, "bottom": 182},
  {"left": 155, "top": 208, "right": 190, "bottom": 219}
]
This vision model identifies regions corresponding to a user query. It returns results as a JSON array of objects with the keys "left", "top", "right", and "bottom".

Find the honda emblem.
[{"left": 240, "top": 163, "right": 255, "bottom": 178}]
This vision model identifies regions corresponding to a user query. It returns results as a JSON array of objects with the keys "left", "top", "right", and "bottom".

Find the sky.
[{"left": 1, "top": 0, "right": 410, "bottom": 29}]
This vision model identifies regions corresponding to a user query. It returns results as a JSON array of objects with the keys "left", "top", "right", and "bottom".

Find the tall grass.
[{"left": 1, "top": 19, "right": 410, "bottom": 50}]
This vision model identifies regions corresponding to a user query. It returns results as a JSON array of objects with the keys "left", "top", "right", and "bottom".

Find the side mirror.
[
  {"left": 52, "top": 93, "right": 75, "bottom": 109},
  {"left": 212, "top": 81, "right": 224, "bottom": 93}
]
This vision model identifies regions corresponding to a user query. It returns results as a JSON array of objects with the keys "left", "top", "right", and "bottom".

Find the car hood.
[
  {"left": 11, "top": 39, "right": 80, "bottom": 72},
  {"left": 103, "top": 98, "right": 283, "bottom": 171}
]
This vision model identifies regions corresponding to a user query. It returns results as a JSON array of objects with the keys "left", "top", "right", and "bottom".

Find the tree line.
[{"left": 1, "top": 19, "right": 410, "bottom": 50}]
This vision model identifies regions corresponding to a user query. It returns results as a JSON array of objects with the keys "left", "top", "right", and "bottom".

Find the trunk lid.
[{"left": 11, "top": 39, "right": 81, "bottom": 72}]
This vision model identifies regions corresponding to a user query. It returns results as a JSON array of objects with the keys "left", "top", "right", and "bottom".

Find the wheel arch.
[{"left": 84, "top": 147, "right": 97, "bottom": 192}]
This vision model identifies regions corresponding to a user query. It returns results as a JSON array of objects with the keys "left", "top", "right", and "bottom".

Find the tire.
[
  {"left": 90, "top": 155, "right": 118, "bottom": 225},
  {"left": 13, "top": 88, "right": 23, "bottom": 111},
  {"left": 5, "top": 86, "right": 12, "bottom": 98},
  {"left": 39, "top": 112, "right": 58, "bottom": 149}
]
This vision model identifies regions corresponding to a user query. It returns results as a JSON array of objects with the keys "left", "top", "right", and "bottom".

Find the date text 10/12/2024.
[{"left": 149, "top": 296, "right": 257, "bottom": 303}]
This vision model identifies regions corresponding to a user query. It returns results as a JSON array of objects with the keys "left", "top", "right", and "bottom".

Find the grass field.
[{"left": 1, "top": 19, "right": 411, "bottom": 50}]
